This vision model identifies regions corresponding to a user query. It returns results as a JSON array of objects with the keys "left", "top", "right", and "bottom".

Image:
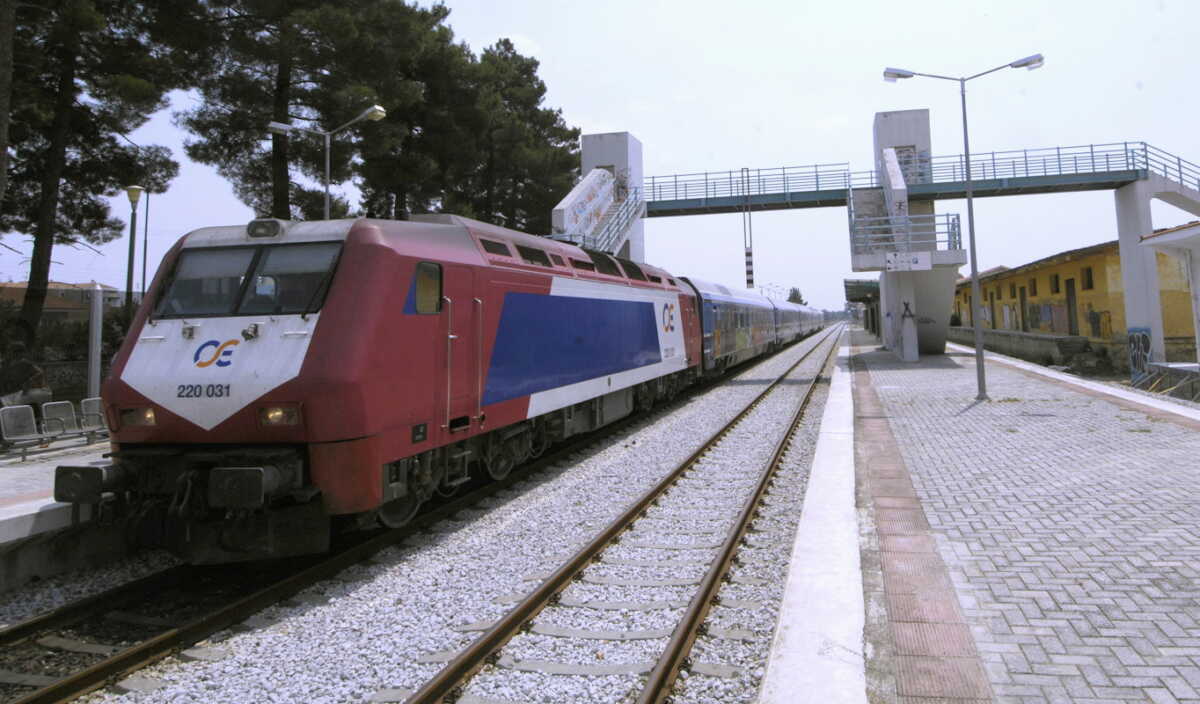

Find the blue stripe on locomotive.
[{"left": 483, "top": 293, "right": 662, "bottom": 406}]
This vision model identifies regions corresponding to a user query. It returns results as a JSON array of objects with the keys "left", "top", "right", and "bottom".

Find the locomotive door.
[{"left": 440, "top": 265, "right": 479, "bottom": 433}]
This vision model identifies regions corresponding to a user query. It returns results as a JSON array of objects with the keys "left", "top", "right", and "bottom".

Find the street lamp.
[
  {"left": 124, "top": 185, "right": 144, "bottom": 316},
  {"left": 266, "top": 104, "right": 387, "bottom": 220},
  {"left": 883, "top": 53, "right": 1044, "bottom": 401}
]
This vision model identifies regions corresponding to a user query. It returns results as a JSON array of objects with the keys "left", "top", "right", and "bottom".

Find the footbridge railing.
[
  {"left": 644, "top": 163, "right": 852, "bottom": 202},
  {"left": 849, "top": 213, "right": 962, "bottom": 255},
  {"left": 645, "top": 142, "right": 1200, "bottom": 205}
]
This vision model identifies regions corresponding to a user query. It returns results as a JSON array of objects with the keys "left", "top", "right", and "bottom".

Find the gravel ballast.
[{"left": 72, "top": 331, "right": 836, "bottom": 704}]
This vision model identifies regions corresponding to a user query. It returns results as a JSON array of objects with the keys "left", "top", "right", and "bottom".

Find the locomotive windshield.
[{"left": 154, "top": 242, "right": 342, "bottom": 318}]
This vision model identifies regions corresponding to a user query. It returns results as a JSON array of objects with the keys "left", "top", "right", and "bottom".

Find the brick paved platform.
[
  {"left": 852, "top": 328, "right": 1200, "bottom": 704},
  {"left": 0, "top": 442, "right": 106, "bottom": 544}
]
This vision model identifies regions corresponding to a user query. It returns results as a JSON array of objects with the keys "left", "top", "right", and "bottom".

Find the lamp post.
[
  {"left": 267, "top": 104, "right": 387, "bottom": 220},
  {"left": 141, "top": 191, "right": 150, "bottom": 296},
  {"left": 124, "top": 185, "right": 144, "bottom": 316},
  {"left": 883, "top": 53, "right": 1044, "bottom": 401}
]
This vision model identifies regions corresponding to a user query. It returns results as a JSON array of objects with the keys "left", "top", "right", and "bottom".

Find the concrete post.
[
  {"left": 884, "top": 271, "right": 919, "bottom": 362},
  {"left": 88, "top": 283, "right": 103, "bottom": 398},
  {"left": 582, "top": 132, "right": 644, "bottom": 262},
  {"left": 1114, "top": 180, "right": 1165, "bottom": 371},
  {"left": 1186, "top": 250, "right": 1200, "bottom": 366},
  {"left": 879, "top": 272, "right": 897, "bottom": 351}
]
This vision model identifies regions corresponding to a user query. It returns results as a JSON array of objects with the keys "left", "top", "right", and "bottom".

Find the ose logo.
[
  {"left": 661, "top": 303, "right": 676, "bottom": 333},
  {"left": 194, "top": 339, "right": 239, "bottom": 368}
]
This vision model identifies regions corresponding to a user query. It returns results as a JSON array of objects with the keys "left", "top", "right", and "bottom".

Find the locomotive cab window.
[
  {"left": 516, "top": 245, "right": 553, "bottom": 267},
  {"left": 155, "top": 242, "right": 342, "bottom": 318},
  {"left": 414, "top": 262, "right": 442, "bottom": 314},
  {"left": 569, "top": 258, "right": 596, "bottom": 271},
  {"left": 238, "top": 242, "right": 341, "bottom": 315},
  {"left": 480, "top": 239, "right": 511, "bottom": 256}
]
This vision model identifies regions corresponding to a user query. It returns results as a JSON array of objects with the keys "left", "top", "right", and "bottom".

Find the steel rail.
[
  {"left": 405, "top": 323, "right": 845, "bottom": 704},
  {"left": 3, "top": 409, "right": 665, "bottom": 704},
  {"left": 2, "top": 334, "right": 818, "bottom": 704},
  {"left": 638, "top": 326, "right": 842, "bottom": 704},
  {"left": 0, "top": 566, "right": 194, "bottom": 648}
]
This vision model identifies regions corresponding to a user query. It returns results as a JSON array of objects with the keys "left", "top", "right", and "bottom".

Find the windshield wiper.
[{"left": 300, "top": 266, "right": 337, "bottom": 321}]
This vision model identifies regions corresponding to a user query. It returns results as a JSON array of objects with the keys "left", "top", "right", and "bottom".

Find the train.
[{"left": 54, "top": 215, "right": 822, "bottom": 563}]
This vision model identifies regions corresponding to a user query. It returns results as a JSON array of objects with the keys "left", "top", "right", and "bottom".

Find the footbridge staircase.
[{"left": 551, "top": 168, "right": 646, "bottom": 256}]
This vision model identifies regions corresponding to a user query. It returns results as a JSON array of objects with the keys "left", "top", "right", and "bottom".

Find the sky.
[{"left": 2, "top": 0, "right": 1198, "bottom": 311}]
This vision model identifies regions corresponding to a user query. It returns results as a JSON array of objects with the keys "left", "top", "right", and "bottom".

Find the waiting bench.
[{"left": 0, "top": 398, "right": 108, "bottom": 460}]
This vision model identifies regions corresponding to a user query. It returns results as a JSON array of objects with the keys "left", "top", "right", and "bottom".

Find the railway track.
[
  {"left": 0, "top": 332, "right": 832, "bottom": 704},
  {"left": 405, "top": 324, "right": 843, "bottom": 703}
]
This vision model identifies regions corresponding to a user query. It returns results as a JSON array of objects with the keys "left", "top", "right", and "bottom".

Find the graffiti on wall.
[
  {"left": 1128, "top": 327, "right": 1152, "bottom": 379},
  {"left": 1086, "top": 306, "right": 1112, "bottom": 339}
]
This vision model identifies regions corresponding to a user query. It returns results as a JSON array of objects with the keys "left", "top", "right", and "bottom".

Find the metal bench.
[
  {"left": 40, "top": 401, "right": 79, "bottom": 436},
  {"left": 1, "top": 399, "right": 109, "bottom": 460},
  {"left": 41, "top": 400, "right": 107, "bottom": 444},
  {"left": 0, "top": 405, "right": 53, "bottom": 460},
  {"left": 79, "top": 397, "right": 106, "bottom": 435}
]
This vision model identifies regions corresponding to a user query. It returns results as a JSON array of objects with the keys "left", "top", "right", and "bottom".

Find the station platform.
[
  {"left": 0, "top": 441, "right": 109, "bottom": 591},
  {"left": 765, "top": 326, "right": 1200, "bottom": 704}
]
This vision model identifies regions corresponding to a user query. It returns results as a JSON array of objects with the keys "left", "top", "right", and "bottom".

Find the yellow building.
[{"left": 951, "top": 240, "right": 1196, "bottom": 369}]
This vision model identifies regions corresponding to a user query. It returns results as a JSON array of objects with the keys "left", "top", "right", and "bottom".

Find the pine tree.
[
  {"left": 788, "top": 287, "right": 808, "bottom": 305},
  {"left": 1, "top": 0, "right": 204, "bottom": 345},
  {"left": 0, "top": 0, "right": 15, "bottom": 209},
  {"left": 176, "top": 0, "right": 336, "bottom": 220},
  {"left": 464, "top": 39, "right": 578, "bottom": 234}
]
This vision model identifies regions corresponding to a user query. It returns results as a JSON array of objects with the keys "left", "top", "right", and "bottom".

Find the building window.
[
  {"left": 1050, "top": 273, "right": 1060, "bottom": 294},
  {"left": 1029, "top": 278, "right": 1038, "bottom": 296},
  {"left": 996, "top": 286, "right": 1003, "bottom": 300},
  {"left": 1009, "top": 283, "right": 1016, "bottom": 298},
  {"left": 1082, "top": 266, "right": 1094, "bottom": 290}
]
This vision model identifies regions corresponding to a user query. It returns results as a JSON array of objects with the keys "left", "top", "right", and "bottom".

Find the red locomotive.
[{"left": 55, "top": 215, "right": 821, "bottom": 562}]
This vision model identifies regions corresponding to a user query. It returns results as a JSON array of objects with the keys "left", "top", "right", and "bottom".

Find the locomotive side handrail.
[
  {"left": 443, "top": 295, "right": 454, "bottom": 430},
  {"left": 474, "top": 297, "right": 484, "bottom": 425}
]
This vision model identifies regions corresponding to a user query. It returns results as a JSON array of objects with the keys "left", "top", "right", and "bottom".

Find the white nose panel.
[{"left": 121, "top": 316, "right": 318, "bottom": 431}]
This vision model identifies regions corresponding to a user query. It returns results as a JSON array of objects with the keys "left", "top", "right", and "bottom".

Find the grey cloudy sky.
[{"left": 3, "top": 0, "right": 1197, "bottom": 310}]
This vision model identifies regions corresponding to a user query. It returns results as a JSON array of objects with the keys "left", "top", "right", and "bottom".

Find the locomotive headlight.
[
  {"left": 120, "top": 407, "right": 157, "bottom": 427},
  {"left": 259, "top": 405, "right": 301, "bottom": 427}
]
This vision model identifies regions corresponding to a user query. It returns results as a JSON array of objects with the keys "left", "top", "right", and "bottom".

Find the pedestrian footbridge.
[{"left": 642, "top": 142, "right": 1200, "bottom": 217}]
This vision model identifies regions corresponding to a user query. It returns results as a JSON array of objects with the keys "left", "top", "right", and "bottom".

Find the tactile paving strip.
[{"left": 853, "top": 353, "right": 994, "bottom": 703}]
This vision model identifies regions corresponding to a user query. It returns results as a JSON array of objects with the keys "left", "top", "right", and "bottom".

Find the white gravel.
[
  {"left": 463, "top": 330, "right": 837, "bottom": 703},
  {"left": 75, "top": 329, "right": 835, "bottom": 704},
  {"left": 673, "top": 363, "right": 830, "bottom": 703}
]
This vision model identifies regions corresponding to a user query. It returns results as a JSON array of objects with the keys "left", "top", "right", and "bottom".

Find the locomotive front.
[{"left": 54, "top": 219, "right": 353, "bottom": 563}]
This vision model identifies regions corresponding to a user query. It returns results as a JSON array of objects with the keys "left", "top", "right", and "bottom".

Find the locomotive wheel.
[
  {"left": 485, "top": 447, "right": 515, "bottom": 481},
  {"left": 378, "top": 493, "right": 421, "bottom": 528}
]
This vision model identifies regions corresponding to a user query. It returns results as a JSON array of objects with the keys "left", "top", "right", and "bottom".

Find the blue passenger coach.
[{"left": 681, "top": 277, "right": 778, "bottom": 372}]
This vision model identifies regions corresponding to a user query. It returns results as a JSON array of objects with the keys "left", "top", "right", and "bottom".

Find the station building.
[
  {"left": 0, "top": 281, "right": 129, "bottom": 323},
  {"left": 950, "top": 238, "right": 1196, "bottom": 371}
]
